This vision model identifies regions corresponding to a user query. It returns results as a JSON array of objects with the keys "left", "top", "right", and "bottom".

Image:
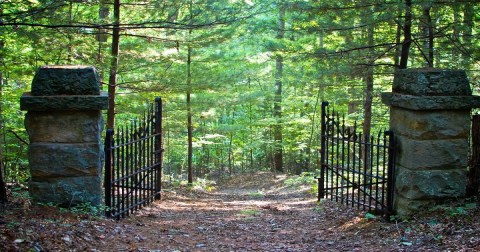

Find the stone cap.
[
  {"left": 20, "top": 91, "right": 109, "bottom": 111},
  {"left": 31, "top": 65, "right": 101, "bottom": 96},
  {"left": 382, "top": 92, "right": 480, "bottom": 110},
  {"left": 393, "top": 68, "right": 471, "bottom": 96}
]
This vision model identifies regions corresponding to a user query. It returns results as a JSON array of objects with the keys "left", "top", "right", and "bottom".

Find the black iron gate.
[
  {"left": 104, "top": 97, "right": 163, "bottom": 219},
  {"left": 317, "top": 102, "right": 395, "bottom": 218}
]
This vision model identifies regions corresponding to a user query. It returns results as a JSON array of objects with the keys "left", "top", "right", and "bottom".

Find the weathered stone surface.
[
  {"left": 393, "top": 68, "right": 471, "bottom": 96},
  {"left": 25, "top": 111, "right": 103, "bottom": 143},
  {"left": 29, "top": 143, "right": 103, "bottom": 178},
  {"left": 396, "top": 137, "right": 468, "bottom": 170},
  {"left": 381, "top": 92, "right": 480, "bottom": 110},
  {"left": 382, "top": 68, "right": 477, "bottom": 217},
  {"left": 390, "top": 108, "right": 470, "bottom": 140},
  {"left": 395, "top": 167, "right": 467, "bottom": 200},
  {"left": 20, "top": 92, "right": 109, "bottom": 111},
  {"left": 25, "top": 111, "right": 104, "bottom": 143},
  {"left": 29, "top": 176, "right": 102, "bottom": 207},
  {"left": 394, "top": 196, "right": 437, "bottom": 217},
  {"left": 31, "top": 65, "right": 101, "bottom": 96},
  {"left": 23, "top": 65, "right": 107, "bottom": 208}
]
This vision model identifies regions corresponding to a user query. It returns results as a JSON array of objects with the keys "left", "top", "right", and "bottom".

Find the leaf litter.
[{"left": 1, "top": 171, "right": 479, "bottom": 251}]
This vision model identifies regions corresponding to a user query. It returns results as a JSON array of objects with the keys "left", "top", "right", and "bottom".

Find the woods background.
[{"left": 0, "top": 0, "right": 478, "bottom": 191}]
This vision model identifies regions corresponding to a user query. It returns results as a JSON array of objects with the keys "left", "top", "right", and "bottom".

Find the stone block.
[
  {"left": 390, "top": 108, "right": 470, "bottom": 139},
  {"left": 31, "top": 65, "right": 101, "bottom": 96},
  {"left": 395, "top": 167, "right": 467, "bottom": 200},
  {"left": 381, "top": 93, "right": 480, "bottom": 110},
  {"left": 393, "top": 68, "right": 471, "bottom": 96},
  {"left": 29, "top": 143, "right": 103, "bottom": 178},
  {"left": 25, "top": 111, "right": 104, "bottom": 143},
  {"left": 20, "top": 92, "right": 109, "bottom": 111},
  {"left": 29, "top": 176, "right": 102, "bottom": 207},
  {"left": 396, "top": 137, "right": 468, "bottom": 170}
]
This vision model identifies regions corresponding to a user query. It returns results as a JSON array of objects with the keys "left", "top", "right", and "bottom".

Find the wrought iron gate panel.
[
  {"left": 318, "top": 101, "right": 395, "bottom": 217},
  {"left": 104, "top": 97, "right": 163, "bottom": 219}
]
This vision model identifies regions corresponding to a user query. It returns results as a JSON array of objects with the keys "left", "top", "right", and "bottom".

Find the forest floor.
[{"left": 1, "top": 171, "right": 480, "bottom": 251}]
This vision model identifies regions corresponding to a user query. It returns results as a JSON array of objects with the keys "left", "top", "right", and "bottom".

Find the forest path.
[
  {"left": 102, "top": 172, "right": 391, "bottom": 251},
  {"left": 4, "top": 172, "right": 478, "bottom": 251}
]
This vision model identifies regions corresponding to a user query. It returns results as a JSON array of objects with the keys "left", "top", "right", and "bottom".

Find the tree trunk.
[
  {"left": 467, "top": 115, "right": 480, "bottom": 198},
  {"left": 0, "top": 67, "right": 7, "bottom": 203},
  {"left": 67, "top": 0, "right": 73, "bottom": 63},
  {"left": 422, "top": 3, "right": 433, "bottom": 67},
  {"left": 107, "top": 0, "right": 120, "bottom": 129},
  {"left": 187, "top": 45, "right": 193, "bottom": 184},
  {"left": 362, "top": 4, "right": 374, "bottom": 140},
  {"left": 394, "top": 0, "right": 402, "bottom": 67},
  {"left": 96, "top": 0, "right": 109, "bottom": 86},
  {"left": 399, "top": 0, "right": 412, "bottom": 69},
  {"left": 97, "top": 0, "right": 109, "bottom": 43},
  {"left": 452, "top": 4, "right": 460, "bottom": 67},
  {"left": 362, "top": 2, "right": 375, "bottom": 172},
  {"left": 273, "top": 3, "right": 285, "bottom": 173},
  {"left": 0, "top": 6, "right": 7, "bottom": 203},
  {"left": 186, "top": 1, "right": 194, "bottom": 183},
  {"left": 462, "top": 3, "right": 473, "bottom": 68}
]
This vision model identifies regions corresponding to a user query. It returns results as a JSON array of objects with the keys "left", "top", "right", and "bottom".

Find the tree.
[
  {"left": 186, "top": 0, "right": 194, "bottom": 184},
  {"left": 107, "top": 0, "right": 121, "bottom": 129},
  {"left": 0, "top": 0, "right": 478, "bottom": 184},
  {"left": 399, "top": 0, "right": 412, "bottom": 69},
  {"left": 421, "top": 2, "right": 434, "bottom": 67},
  {"left": 0, "top": 5, "right": 6, "bottom": 201},
  {"left": 362, "top": 1, "right": 375, "bottom": 140},
  {"left": 273, "top": 1, "right": 285, "bottom": 173}
]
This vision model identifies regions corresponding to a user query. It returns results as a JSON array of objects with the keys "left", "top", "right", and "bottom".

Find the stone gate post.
[
  {"left": 20, "top": 65, "right": 108, "bottom": 207},
  {"left": 382, "top": 68, "right": 480, "bottom": 216}
]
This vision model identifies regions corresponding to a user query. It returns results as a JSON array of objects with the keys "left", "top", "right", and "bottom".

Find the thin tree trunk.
[
  {"left": 394, "top": 0, "right": 402, "bottom": 67},
  {"left": 363, "top": 6, "right": 374, "bottom": 140},
  {"left": 97, "top": 0, "right": 109, "bottom": 43},
  {"left": 96, "top": 0, "right": 109, "bottom": 86},
  {"left": 0, "top": 67, "right": 7, "bottom": 203},
  {"left": 107, "top": 0, "right": 120, "bottom": 129},
  {"left": 399, "top": 0, "right": 412, "bottom": 69},
  {"left": 273, "top": 3, "right": 285, "bottom": 173},
  {"left": 187, "top": 45, "right": 193, "bottom": 184},
  {"left": 0, "top": 6, "right": 7, "bottom": 203},
  {"left": 422, "top": 3, "right": 433, "bottom": 67},
  {"left": 462, "top": 4, "right": 473, "bottom": 68},
  {"left": 467, "top": 115, "right": 480, "bottom": 198},
  {"left": 452, "top": 4, "right": 460, "bottom": 67},
  {"left": 307, "top": 85, "right": 322, "bottom": 172},
  {"left": 67, "top": 0, "right": 73, "bottom": 63},
  {"left": 186, "top": 1, "right": 194, "bottom": 184},
  {"left": 248, "top": 77, "right": 254, "bottom": 169},
  {"left": 362, "top": 2, "right": 375, "bottom": 173}
]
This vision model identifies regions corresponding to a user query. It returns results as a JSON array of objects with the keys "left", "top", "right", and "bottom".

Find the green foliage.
[
  {"left": 428, "top": 202, "right": 477, "bottom": 217},
  {"left": 284, "top": 172, "right": 315, "bottom": 188},
  {"left": 68, "top": 202, "right": 107, "bottom": 217},
  {"left": 1, "top": 0, "right": 478, "bottom": 191},
  {"left": 364, "top": 213, "right": 377, "bottom": 220}
]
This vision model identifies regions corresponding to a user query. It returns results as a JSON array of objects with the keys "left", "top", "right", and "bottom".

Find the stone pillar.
[
  {"left": 20, "top": 65, "right": 108, "bottom": 207},
  {"left": 382, "top": 68, "right": 480, "bottom": 216}
]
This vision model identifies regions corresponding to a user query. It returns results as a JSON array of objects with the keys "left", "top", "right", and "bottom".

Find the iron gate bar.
[
  {"left": 317, "top": 101, "right": 396, "bottom": 218},
  {"left": 104, "top": 97, "right": 163, "bottom": 219},
  {"left": 323, "top": 165, "right": 386, "bottom": 208}
]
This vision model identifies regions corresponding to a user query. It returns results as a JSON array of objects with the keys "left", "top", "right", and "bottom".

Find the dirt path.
[
  {"left": 117, "top": 172, "right": 375, "bottom": 251},
  {"left": 2, "top": 172, "right": 480, "bottom": 251}
]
